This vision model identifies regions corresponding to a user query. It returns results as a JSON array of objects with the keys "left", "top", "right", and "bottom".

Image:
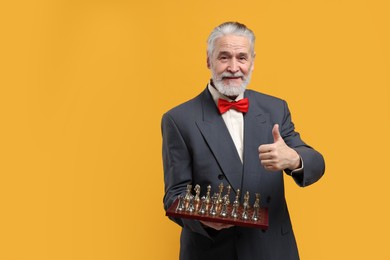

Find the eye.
[{"left": 218, "top": 56, "right": 229, "bottom": 62}]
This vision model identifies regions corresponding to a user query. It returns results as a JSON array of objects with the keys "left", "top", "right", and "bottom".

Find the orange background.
[{"left": 0, "top": 0, "right": 389, "bottom": 259}]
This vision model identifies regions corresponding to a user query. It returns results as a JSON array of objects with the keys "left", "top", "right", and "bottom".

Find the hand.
[
  {"left": 258, "top": 124, "right": 300, "bottom": 171},
  {"left": 200, "top": 220, "right": 234, "bottom": 230}
]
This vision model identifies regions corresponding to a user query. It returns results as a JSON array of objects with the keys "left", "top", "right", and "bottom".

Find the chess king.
[{"left": 162, "top": 21, "right": 325, "bottom": 260}]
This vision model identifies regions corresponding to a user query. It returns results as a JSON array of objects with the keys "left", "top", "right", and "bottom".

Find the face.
[{"left": 208, "top": 34, "right": 254, "bottom": 97}]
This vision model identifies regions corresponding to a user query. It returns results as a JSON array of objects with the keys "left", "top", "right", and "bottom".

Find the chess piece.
[
  {"left": 176, "top": 195, "right": 185, "bottom": 212},
  {"left": 241, "top": 203, "right": 249, "bottom": 220},
  {"left": 194, "top": 184, "right": 201, "bottom": 204},
  {"left": 184, "top": 184, "right": 193, "bottom": 201},
  {"left": 198, "top": 196, "right": 207, "bottom": 215},
  {"left": 231, "top": 199, "right": 239, "bottom": 218},
  {"left": 186, "top": 196, "right": 195, "bottom": 213},
  {"left": 243, "top": 191, "right": 250, "bottom": 209},
  {"left": 251, "top": 193, "right": 261, "bottom": 221},
  {"left": 205, "top": 185, "right": 211, "bottom": 205},
  {"left": 220, "top": 196, "right": 230, "bottom": 217},
  {"left": 217, "top": 182, "right": 224, "bottom": 205},
  {"left": 223, "top": 185, "right": 231, "bottom": 205},
  {"left": 209, "top": 193, "right": 218, "bottom": 216},
  {"left": 230, "top": 189, "right": 240, "bottom": 218}
]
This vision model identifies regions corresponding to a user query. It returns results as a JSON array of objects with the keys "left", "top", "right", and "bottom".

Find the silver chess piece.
[
  {"left": 219, "top": 197, "right": 229, "bottom": 218},
  {"left": 198, "top": 196, "right": 207, "bottom": 215},
  {"left": 243, "top": 191, "right": 250, "bottom": 209},
  {"left": 223, "top": 185, "right": 231, "bottom": 205},
  {"left": 184, "top": 184, "right": 193, "bottom": 201},
  {"left": 241, "top": 203, "right": 249, "bottom": 220},
  {"left": 209, "top": 193, "right": 218, "bottom": 216},
  {"left": 176, "top": 195, "right": 185, "bottom": 212},
  {"left": 251, "top": 193, "right": 261, "bottom": 221},
  {"left": 194, "top": 184, "right": 201, "bottom": 204},
  {"left": 230, "top": 189, "right": 240, "bottom": 218},
  {"left": 186, "top": 196, "right": 195, "bottom": 213}
]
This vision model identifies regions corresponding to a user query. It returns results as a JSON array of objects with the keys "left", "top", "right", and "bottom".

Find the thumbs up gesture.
[{"left": 258, "top": 124, "right": 301, "bottom": 171}]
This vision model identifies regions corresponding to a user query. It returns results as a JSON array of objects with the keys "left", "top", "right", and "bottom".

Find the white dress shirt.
[{"left": 208, "top": 84, "right": 245, "bottom": 162}]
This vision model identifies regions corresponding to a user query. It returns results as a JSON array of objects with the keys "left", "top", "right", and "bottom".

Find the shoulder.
[
  {"left": 164, "top": 93, "right": 202, "bottom": 117},
  {"left": 162, "top": 89, "right": 207, "bottom": 126},
  {"left": 246, "top": 89, "right": 284, "bottom": 102},
  {"left": 245, "top": 89, "right": 287, "bottom": 109}
]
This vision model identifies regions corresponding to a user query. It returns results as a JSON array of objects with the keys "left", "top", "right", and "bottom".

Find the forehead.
[{"left": 213, "top": 35, "right": 251, "bottom": 55}]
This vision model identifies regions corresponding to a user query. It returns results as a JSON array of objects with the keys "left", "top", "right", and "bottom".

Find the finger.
[
  {"left": 258, "top": 144, "right": 274, "bottom": 153},
  {"left": 272, "top": 124, "right": 282, "bottom": 143},
  {"left": 260, "top": 159, "right": 274, "bottom": 166},
  {"left": 259, "top": 153, "right": 274, "bottom": 160}
]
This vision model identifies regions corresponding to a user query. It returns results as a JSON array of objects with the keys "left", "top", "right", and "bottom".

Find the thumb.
[{"left": 272, "top": 124, "right": 282, "bottom": 143}]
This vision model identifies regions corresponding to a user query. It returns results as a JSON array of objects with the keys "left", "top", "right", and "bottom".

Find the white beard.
[{"left": 211, "top": 67, "right": 253, "bottom": 97}]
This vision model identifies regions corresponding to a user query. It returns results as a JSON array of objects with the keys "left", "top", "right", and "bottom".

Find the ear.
[
  {"left": 207, "top": 55, "right": 211, "bottom": 69},
  {"left": 251, "top": 52, "right": 256, "bottom": 71}
]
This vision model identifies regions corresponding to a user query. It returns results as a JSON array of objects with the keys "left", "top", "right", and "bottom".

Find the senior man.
[{"left": 162, "top": 21, "right": 325, "bottom": 260}]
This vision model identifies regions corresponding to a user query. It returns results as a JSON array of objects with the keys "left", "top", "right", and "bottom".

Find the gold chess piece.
[
  {"left": 217, "top": 182, "right": 224, "bottom": 205},
  {"left": 205, "top": 185, "right": 211, "bottom": 205}
]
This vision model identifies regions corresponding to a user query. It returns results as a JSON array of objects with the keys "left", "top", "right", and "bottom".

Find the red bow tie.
[{"left": 218, "top": 98, "right": 249, "bottom": 114}]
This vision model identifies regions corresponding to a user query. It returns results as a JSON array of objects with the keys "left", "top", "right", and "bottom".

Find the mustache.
[{"left": 220, "top": 72, "right": 245, "bottom": 79}]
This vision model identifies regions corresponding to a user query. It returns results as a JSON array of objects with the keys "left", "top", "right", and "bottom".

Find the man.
[{"left": 162, "top": 22, "right": 325, "bottom": 260}]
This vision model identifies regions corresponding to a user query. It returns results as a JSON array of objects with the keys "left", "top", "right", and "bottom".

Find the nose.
[{"left": 227, "top": 58, "right": 239, "bottom": 73}]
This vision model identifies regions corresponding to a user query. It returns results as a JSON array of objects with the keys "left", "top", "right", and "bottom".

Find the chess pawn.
[
  {"left": 186, "top": 196, "right": 195, "bottom": 213},
  {"left": 241, "top": 203, "right": 249, "bottom": 220},
  {"left": 209, "top": 194, "right": 218, "bottom": 216},
  {"left": 219, "top": 197, "right": 229, "bottom": 218},
  {"left": 176, "top": 195, "right": 185, "bottom": 212},
  {"left": 243, "top": 191, "right": 250, "bottom": 209},
  {"left": 231, "top": 199, "right": 239, "bottom": 218},
  {"left": 251, "top": 204, "right": 260, "bottom": 221},
  {"left": 198, "top": 196, "right": 207, "bottom": 215}
]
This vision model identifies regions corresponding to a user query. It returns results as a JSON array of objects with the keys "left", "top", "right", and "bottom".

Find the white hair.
[{"left": 207, "top": 22, "right": 256, "bottom": 57}]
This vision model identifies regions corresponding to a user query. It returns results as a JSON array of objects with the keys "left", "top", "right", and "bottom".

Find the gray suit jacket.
[{"left": 162, "top": 87, "right": 325, "bottom": 260}]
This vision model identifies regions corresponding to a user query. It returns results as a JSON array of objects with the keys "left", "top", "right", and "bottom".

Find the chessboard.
[{"left": 165, "top": 184, "right": 269, "bottom": 229}]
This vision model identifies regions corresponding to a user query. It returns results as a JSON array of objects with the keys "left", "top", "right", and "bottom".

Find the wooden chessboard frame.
[{"left": 166, "top": 197, "right": 269, "bottom": 229}]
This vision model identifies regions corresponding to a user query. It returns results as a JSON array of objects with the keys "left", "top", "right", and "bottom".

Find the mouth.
[{"left": 222, "top": 76, "right": 243, "bottom": 80}]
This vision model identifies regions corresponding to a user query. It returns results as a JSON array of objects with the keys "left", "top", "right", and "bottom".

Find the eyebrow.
[{"left": 217, "top": 51, "right": 249, "bottom": 57}]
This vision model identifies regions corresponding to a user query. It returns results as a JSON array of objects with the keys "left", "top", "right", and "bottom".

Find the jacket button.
[{"left": 218, "top": 174, "right": 224, "bottom": 180}]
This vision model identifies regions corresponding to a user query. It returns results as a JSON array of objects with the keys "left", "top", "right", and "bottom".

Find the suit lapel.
[
  {"left": 195, "top": 89, "right": 243, "bottom": 193},
  {"left": 242, "top": 90, "right": 272, "bottom": 190}
]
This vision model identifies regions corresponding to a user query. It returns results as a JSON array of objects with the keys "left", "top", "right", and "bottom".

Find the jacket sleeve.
[
  {"left": 161, "top": 112, "right": 212, "bottom": 239},
  {"left": 280, "top": 100, "right": 325, "bottom": 187}
]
